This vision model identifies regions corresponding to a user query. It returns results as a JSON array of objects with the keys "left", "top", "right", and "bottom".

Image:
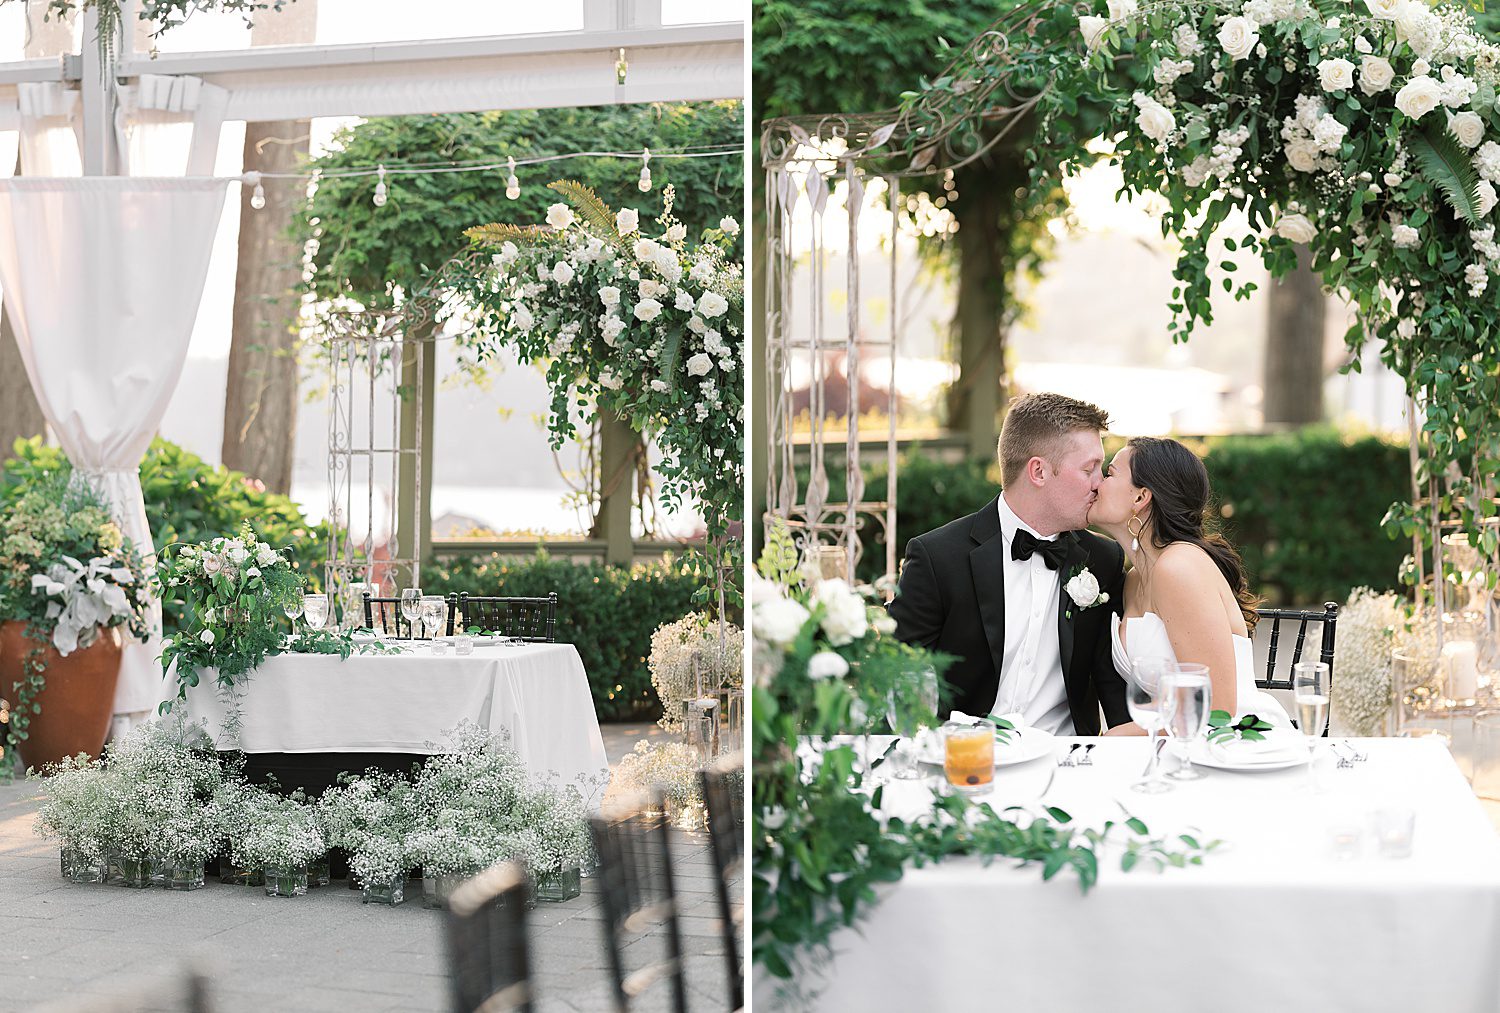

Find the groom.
[{"left": 889, "top": 392, "right": 1129, "bottom": 734}]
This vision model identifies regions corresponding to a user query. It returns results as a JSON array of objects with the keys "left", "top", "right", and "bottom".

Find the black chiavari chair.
[
  {"left": 1254, "top": 601, "right": 1339, "bottom": 736},
  {"left": 444, "top": 862, "right": 535, "bottom": 1013}
]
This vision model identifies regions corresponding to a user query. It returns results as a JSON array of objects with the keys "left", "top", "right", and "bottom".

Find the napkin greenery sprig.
[
  {"left": 981, "top": 715, "right": 1016, "bottom": 747},
  {"left": 1205, "top": 711, "right": 1274, "bottom": 745},
  {"left": 286, "top": 628, "right": 404, "bottom": 658}
]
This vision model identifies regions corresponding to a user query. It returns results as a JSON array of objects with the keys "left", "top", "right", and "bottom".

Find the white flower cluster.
[
  {"left": 1329, "top": 588, "right": 1402, "bottom": 735},
  {"left": 648, "top": 613, "right": 744, "bottom": 732},
  {"left": 232, "top": 786, "right": 327, "bottom": 871},
  {"left": 30, "top": 554, "right": 149, "bottom": 655},
  {"left": 610, "top": 740, "right": 714, "bottom": 831},
  {"left": 1281, "top": 94, "right": 1345, "bottom": 174},
  {"left": 173, "top": 535, "right": 285, "bottom": 588},
  {"left": 1132, "top": 91, "right": 1176, "bottom": 144}
]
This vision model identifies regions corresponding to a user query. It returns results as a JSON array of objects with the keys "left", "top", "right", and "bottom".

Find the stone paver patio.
[{"left": 0, "top": 722, "right": 741, "bottom": 1013}]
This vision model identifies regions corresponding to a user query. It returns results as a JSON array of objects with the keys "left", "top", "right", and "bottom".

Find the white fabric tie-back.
[
  {"left": 115, "top": 74, "right": 229, "bottom": 177},
  {"left": 0, "top": 177, "right": 232, "bottom": 713},
  {"left": 13, "top": 82, "right": 82, "bottom": 176}
]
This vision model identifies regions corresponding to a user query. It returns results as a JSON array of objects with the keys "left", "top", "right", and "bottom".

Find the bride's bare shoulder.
[{"left": 1154, "top": 542, "right": 1221, "bottom": 586}]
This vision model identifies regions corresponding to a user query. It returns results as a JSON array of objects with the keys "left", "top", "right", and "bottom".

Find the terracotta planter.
[{"left": 0, "top": 621, "right": 122, "bottom": 769}]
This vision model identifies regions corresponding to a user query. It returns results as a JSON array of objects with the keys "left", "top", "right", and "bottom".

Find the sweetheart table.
[
  {"left": 802, "top": 736, "right": 1500, "bottom": 1013},
  {"left": 159, "top": 642, "right": 611, "bottom": 804}
]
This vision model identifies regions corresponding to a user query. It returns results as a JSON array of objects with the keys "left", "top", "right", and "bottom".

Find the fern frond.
[
  {"left": 463, "top": 223, "right": 555, "bottom": 247},
  {"left": 548, "top": 180, "right": 623, "bottom": 243},
  {"left": 1411, "top": 127, "right": 1484, "bottom": 227}
]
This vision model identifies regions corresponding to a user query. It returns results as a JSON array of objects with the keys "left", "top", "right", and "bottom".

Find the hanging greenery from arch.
[{"left": 869, "top": 0, "right": 1500, "bottom": 572}]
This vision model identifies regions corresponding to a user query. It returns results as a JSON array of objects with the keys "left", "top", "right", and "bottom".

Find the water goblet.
[
  {"left": 399, "top": 588, "right": 422, "bottom": 638},
  {"left": 1128, "top": 657, "right": 1172, "bottom": 794},
  {"left": 1293, "top": 661, "right": 1331, "bottom": 791},
  {"left": 1162, "top": 664, "right": 1211, "bottom": 782},
  {"left": 884, "top": 667, "right": 939, "bottom": 780},
  {"left": 420, "top": 597, "right": 445, "bottom": 640},
  {"left": 302, "top": 593, "right": 329, "bottom": 631},
  {"left": 282, "top": 595, "right": 305, "bottom": 633}
]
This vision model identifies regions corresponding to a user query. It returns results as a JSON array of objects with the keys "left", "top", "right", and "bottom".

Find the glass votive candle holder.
[
  {"left": 942, "top": 723, "right": 994, "bottom": 796},
  {"left": 454, "top": 635, "right": 474, "bottom": 656},
  {"left": 1326, "top": 820, "right": 1364, "bottom": 861},
  {"left": 1372, "top": 806, "right": 1416, "bottom": 859},
  {"left": 430, "top": 639, "right": 449, "bottom": 657}
]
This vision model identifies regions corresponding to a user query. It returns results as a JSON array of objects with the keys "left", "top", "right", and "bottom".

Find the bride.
[{"left": 1089, "top": 436, "right": 1290, "bottom": 734}]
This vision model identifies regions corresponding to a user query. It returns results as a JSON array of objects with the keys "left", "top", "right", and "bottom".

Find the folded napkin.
[{"left": 1208, "top": 731, "right": 1305, "bottom": 765}]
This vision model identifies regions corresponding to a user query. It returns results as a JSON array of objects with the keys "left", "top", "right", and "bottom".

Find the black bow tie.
[{"left": 1012, "top": 529, "right": 1068, "bottom": 570}]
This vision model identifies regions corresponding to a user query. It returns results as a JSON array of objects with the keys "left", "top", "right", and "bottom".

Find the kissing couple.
[{"left": 888, "top": 391, "right": 1288, "bottom": 735}]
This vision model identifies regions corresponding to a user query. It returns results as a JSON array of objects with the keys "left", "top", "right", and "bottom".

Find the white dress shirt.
[{"left": 991, "top": 494, "right": 1073, "bottom": 734}]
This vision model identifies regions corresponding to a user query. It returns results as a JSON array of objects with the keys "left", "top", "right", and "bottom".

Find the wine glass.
[
  {"left": 420, "top": 597, "right": 446, "bottom": 641},
  {"left": 1161, "top": 665, "right": 1211, "bottom": 782},
  {"left": 1128, "top": 657, "right": 1172, "bottom": 794},
  {"left": 302, "top": 593, "right": 329, "bottom": 631},
  {"left": 282, "top": 594, "right": 305, "bottom": 634},
  {"left": 1293, "top": 661, "right": 1331, "bottom": 790},
  {"left": 399, "top": 587, "right": 422, "bottom": 638},
  {"left": 884, "top": 667, "right": 939, "bottom": 780}
]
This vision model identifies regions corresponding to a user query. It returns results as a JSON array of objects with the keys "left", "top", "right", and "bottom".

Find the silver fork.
[
  {"left": 1078, "top": 743, "right": 1097, "bottom": 766},
  {"left": 1346, "top": 740, "right": 1369, "bottom": 762},
  {"left": 1058, "top": 743, "right": 1082, "bottom": 767},
  {"left": 1330, "top": 742, "right": 1355, "bottom": 769}
]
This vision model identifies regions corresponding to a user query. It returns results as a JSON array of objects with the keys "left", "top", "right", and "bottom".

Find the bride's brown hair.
[{"left": 1127, "top": 437, "right": 1263, "bottom": 630}]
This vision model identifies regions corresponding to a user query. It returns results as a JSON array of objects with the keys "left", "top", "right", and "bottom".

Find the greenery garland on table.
[
  {"left": 751, "top": 521, "right": 1219, "bottom": 991},
  {"left": 453, "top": 181, "right": 745, "bottom": 620},
  {"left": 883, "top": 0, "right": 1500, "bottom": 572}
]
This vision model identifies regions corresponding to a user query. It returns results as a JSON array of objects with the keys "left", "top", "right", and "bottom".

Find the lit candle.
[{"left": 1443, "top": 639, "right": 1480, "bottom": 701}]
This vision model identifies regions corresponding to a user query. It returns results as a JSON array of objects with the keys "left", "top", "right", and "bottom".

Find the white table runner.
[
  {"left": 161, "top": 642, "right": 610, "bottom": 802},
  {"left": 804, "top": 736, "right": 1500, "bottom": 1013}
]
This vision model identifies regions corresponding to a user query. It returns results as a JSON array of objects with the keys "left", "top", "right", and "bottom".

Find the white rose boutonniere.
[{"left": 1064, "top": 567, "right": 1110, "bottom": 618}]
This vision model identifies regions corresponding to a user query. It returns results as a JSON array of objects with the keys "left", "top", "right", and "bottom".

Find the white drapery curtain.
[
  {"left": 9, "top": 82, "right": 83, "bottom": 176},
  {"left": 114, "top": 74, "right": 230, "bottom": 177},
  {"left": 0, "top": 178, "right": 231, "bottom": 713}
]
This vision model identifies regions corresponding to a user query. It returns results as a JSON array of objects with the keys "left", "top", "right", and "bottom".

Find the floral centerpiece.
[
  {"left": 457, "top": 180, "right": 744, "bottom": 620},
  {"left": 229, "top": 785, "right": 327, "bottom": 897},
  {"left": 155, "top": 521, "right": 304, "bottom": 709},
  {"left": 0, "top": 473, "right": 151, "bottom": 765},
  {"left": 649, "top": 612, "right": 744, "bottom": 733}
]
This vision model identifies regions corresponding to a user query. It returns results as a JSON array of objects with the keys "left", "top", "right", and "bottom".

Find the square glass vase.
[
  {"left": 308, "top": 854, "right": 331, "bottom": 888},
  {"left": 533, "top": 865, "right": 582, "bottom": 903},
  {"left": 361, "top": 874, "right": 406, "bottom": 906},
  {"left": 264, "top": 865, "right": 309, "bottom": 897},
  {"left": 113, "top": 856, "right": 155, "bottom": 889},
  {"left": 160, "top": 859, "right": 205, "bottom": 892},
  {"left": 421, "top": 872, "right": 470, "bottom": 910},
  {"left": 219, "top": 862, "right": 264, "bottom": 886},
  {"left": 60, "top": 847, "right": 104, "bottom": 884}
]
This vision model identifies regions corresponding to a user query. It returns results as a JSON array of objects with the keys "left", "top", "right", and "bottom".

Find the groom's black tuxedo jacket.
[{"left": 888, "top": 496, "right": 1130, "bottom": 734}]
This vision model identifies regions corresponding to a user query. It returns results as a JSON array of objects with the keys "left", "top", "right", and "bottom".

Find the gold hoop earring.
[{"left": 1128, "top": 514, "right": 1144, "bottom": 553}]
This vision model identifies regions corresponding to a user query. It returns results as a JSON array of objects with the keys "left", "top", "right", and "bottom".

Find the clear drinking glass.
[
  {"left": 1162, "top": 665, "right": 1211, "bottom": 782},
  {"left": 400, "top": 588, "right": 422, "bottom": 637},
  {"left": 884, "top": 667, "right": 939, "bottom": 780},
  {"left": 1293, "top": 661, "right": 1331, "bottom": 791},
  {"left": 282, "top": 595, "right": 304, "bottom": 636},
  {"left": 1128, "top": 658, "right": 1172, "bottom": 794},
  {"left": 420, "top": 597, "right": 445, "bottom": 640},
  {"left": 942, "top": 722, "right": 994, "bottom": 796},
  {"left": 302, "top": 593, "right": 329, "bottom": 630}
]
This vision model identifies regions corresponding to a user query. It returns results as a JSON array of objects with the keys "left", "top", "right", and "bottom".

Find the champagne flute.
[
  {"left": 1293, "top": 661, "right": 1331, "bottom": 791},
  {"left": 1128, "top": 658, "right": 1172, "bottom": 794},
  {"left": 884, "top": 667, "right": 939, "bottom": 780},
  {"left": 399, "top": 587, "right": 422, "bottom": 639},
  {"left": 1162, "top": 665, "right": 1211, "bottom": 782},
  {"left": 302, "top": 593, "right": 328, "bottom": 631}
]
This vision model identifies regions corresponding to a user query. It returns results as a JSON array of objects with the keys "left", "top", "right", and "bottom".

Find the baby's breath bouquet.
[
  {"left": 649, "top": 612, "right": 744, "bottom": 732},
  {"left": 1333, "top": 587, "right": 1406, "bottom": 735},
  {"left": 230, "top": 785, "right": 327, "bottom": 873},
  {"left": 611, "top": 739, "right": 712, "bottom": 830},
  {"left": 317, "top": 768, "right": 418, "bottom": 887}
]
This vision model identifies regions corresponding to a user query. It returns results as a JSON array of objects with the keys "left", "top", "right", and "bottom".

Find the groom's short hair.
[{"left": 999, "top": 393, "right": 1111, "bottom": 487}]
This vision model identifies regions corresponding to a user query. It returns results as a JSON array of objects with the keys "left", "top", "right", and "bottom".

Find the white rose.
[
  {"left": 1312, "top": 114, "right": 1348, "bottom": 154},
  {"left": 1391, "top": 223, "right": 1421, "bottom": 248},
  {"left": 872, "top": 612, "right": 897, "bottom": 635},
  {"left": 202, "top": 554, "right": 222, "bottom": 576},
  {"left": 200, "top": 629, "right": 216, "bottom": 645},
  {"left": 664, "top": 224, "right": 686, "bottom": 243},
  {"left": 1133, "top": 93, "right": 1176, "bottom": 142},
  {"left": 719, "top": 216, "right": 740, "bottom": 236},
  {"left": 551, "top": 260, "right": 575, "bottom": 285},
  {"left": 1319, "top": 58, "right": 1355, "bottom": 92},
  {"left": 812, "top": 578, "right": 869, "bottom": 646},
  {"left": 246, "top": 566, "right": 260, "bottom": 580},
  {"left": 1065, "top": 570, "right": 1102, "bottom": 609},
  {"left": 226, "top": 544, "right": 248, "bottom": 566},
  {"left": 600, "top": 286, "right": 621, "bottom": 308},
  {"left": 1364, "top": 0, "right": 1403, "bottom": 19},
  {"left": 1106, "top": 0, "right": 1136, "bottom": 22},
  {"left": 1395, "top": 4, "right": 1439, "bottom": 56},
  {"left": 686, "top": 352, "right": 713, "bottom": 377},
  {"left": 1275, "top": 212, "right": 1318, "bottom": 244},
  {"left": 1395, "top": 75, "right": 1442, "bottom": 121},
  {"left": 754, "top": 597, "right": 809, "bottom": 645},
  {"left": 1285, "top": 137, "right": 1321, "bottom": 173},
  {"left": 633, "top": 238, "right": 661, "bottom": 261},
  {"left": 545, "top": 203, "right": 574, "bottom": 229},
  {"left": 1476, "top": 180, "right": 1498, "bottom": 218},
  {"left": 807, "top": 651, "right": 850, "bottom": 681},
  {"left": 615, "top": 208, "right": 639, "bottom": 234},
  {"left": 1217, "top": 16, "right": 1259, "bottom": 61},
  {"left": 600, "top": 315, "right": 626, "bottom": 345},
  {"left": 1359, "top": 56, "right": 1394, "bottom": 95},
  {"left": 1080, "top": 15, "right": 1110, "bottom": 52},
  {"left": 633, "top": 298, "right": 663, "bottom": 322},
  {"left": 1449, "top": 111, "right": 1486, "bottom": 149},
  {"left": 674, "top": 290, "right": 696, "bottom": 312},
  {"left": 697, "top": 291, "right": 730, "bottom": 318}
]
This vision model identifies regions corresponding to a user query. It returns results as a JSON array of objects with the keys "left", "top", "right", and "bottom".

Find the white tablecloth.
[
  {"left": 161, "top": 642, "right": 610, "bottom": 801},
  {"left": 805, "top": 736, "right": 1500, "bottom": 1013}
]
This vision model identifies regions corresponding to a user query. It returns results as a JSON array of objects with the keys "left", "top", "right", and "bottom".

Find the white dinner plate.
[
  {"left": 1188, "top": 738, "right": 1309, "bottom": 772},
  {"left": 917, "top": 726, "right": 1057, "bottom": 767}
]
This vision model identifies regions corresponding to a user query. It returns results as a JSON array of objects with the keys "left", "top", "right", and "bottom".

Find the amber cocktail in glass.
[{"left": 943, "top": 724, "right": 994, "bottom": 796}]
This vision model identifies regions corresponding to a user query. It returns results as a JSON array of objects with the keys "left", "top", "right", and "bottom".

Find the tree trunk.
[
  {"left": 1262, "top": 247, "right": 1327, "bottom": 426},
  {"left": 221, "top": 2, "right": 319, "bottom": 491},
  {"left": 946, "top": 156, "right": 1022, "bottom": 461},
  {"left": 0, "top": 304, "right": 45, "bottom": 451}
]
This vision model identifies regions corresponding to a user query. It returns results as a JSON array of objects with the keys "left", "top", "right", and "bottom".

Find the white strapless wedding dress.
[{"left": 1110, "top": 612, "right": 1291, "bottom": 727}]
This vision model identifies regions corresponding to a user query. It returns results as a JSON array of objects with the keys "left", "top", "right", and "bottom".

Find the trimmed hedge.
[
  {"left": 421, "top": 551, "right": 710, "bottom": 722},
  {"left": 805, "top": 428, "right": 1408, "bottom": 606}
]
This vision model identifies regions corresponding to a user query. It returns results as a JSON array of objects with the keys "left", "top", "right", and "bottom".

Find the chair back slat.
[
  {"left": 445, "top": 862, "right": 535, "bottom": 1013},
  {"left": 457, "top": 592, "right": 558, "bottom": 643},
  {"left": 1253, "top": 602, "right": 1340, "bottom": 736},
  {"left": 701, "top": 752, "right": 744, "bottom": 1011}
]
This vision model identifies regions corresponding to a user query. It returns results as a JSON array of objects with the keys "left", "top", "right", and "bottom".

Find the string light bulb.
[
  {"left": 373, "top": 164, "right": 388, "bottom": 207},
  {"left": 505, "top": 155, "right": 520, "bottom": 200},
  {"left": 638, "top": 147, "right": 652, "bottom": 192},
  {"left": 244, "top": 170, "right": 266, "bottom": 210}
]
